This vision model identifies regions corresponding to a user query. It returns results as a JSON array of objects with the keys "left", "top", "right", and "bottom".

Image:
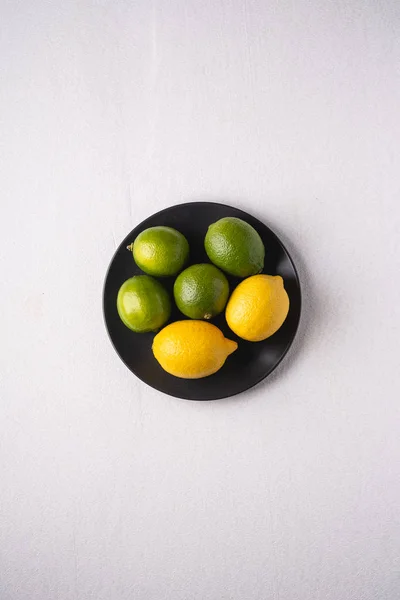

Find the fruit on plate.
[
  {"left": 173, "top": 263, "right": 229, "bottom": 320},
  {"left": 152, "top": 320, "right": 238, "bottom": 379},
  {"left": 225, "top": 274, "right": 289, "bottom": 341},
  {"left": 129, "top": 226, "right": 189, "bottom": 277},
  {"left": 117, "top": 275, "right": 171, "bottom": 333},
  {"left": 204, "top": 217, "right": 265, "bottom": 277}
]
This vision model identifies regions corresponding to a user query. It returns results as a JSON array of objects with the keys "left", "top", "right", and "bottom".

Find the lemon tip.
[{"left": 225, "top": 338, "right": 238, "bottom": 355}]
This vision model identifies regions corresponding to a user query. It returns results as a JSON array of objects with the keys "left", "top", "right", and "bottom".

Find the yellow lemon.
[
  {"left": 226, "top": 275, "right": 289, "bottom": 341},
  {"left": 152, "top": 320, "right": 238, "bottom": 379}
]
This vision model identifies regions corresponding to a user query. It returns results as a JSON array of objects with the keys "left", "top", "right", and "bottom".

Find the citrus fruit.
[
  {"left": 173, "top": 263, "right": 229, "bottom": 320},
  {"left": 205, "top": 217, "right": 265, "bottom": 277},
  {"left": 129, "top": 226, "right": 189, "bottom": 277},
  {"left": 225, "top": 274, "right": 289, "bottom": 341},
  {"left": 152, "top": 320, "right": 238, "bottom": 379},
  {"left": 117, "top": 275, "right": 171, "bottom": 333}
]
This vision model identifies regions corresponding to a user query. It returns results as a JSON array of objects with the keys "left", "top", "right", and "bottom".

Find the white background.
[{"left": 1, "top": 1, "right": 400, "bottom": 599}]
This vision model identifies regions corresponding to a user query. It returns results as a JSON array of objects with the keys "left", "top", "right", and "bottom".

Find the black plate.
[{"left": 103, "top": 202, "right": 301, "bottom": 400}]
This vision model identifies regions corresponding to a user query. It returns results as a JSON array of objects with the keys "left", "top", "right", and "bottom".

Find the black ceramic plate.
[{"left": 103, "top": 202, "right": 301, "bottom": 400}]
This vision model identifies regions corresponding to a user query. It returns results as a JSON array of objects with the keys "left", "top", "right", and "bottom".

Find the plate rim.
[{"left": 103, "top": 200, "right": 302, "bottom": 400}]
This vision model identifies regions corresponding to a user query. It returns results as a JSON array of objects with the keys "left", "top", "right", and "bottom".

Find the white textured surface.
[{"left": 1, "top": 1, "right": 400, "bottom": 599}]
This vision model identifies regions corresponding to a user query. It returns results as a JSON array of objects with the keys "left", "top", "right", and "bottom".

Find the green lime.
[
  {"left": 205, "top": 217, "right": 265, "bottom": 277},
  {"left": 130, "top": 226, "right": 189, "bottom": 277},
  {"left": 117, "top": 275, "right": 171, "bottom": 333},
  {"left": 173, "top": 263, "right": 229, "bottom": 320}
]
